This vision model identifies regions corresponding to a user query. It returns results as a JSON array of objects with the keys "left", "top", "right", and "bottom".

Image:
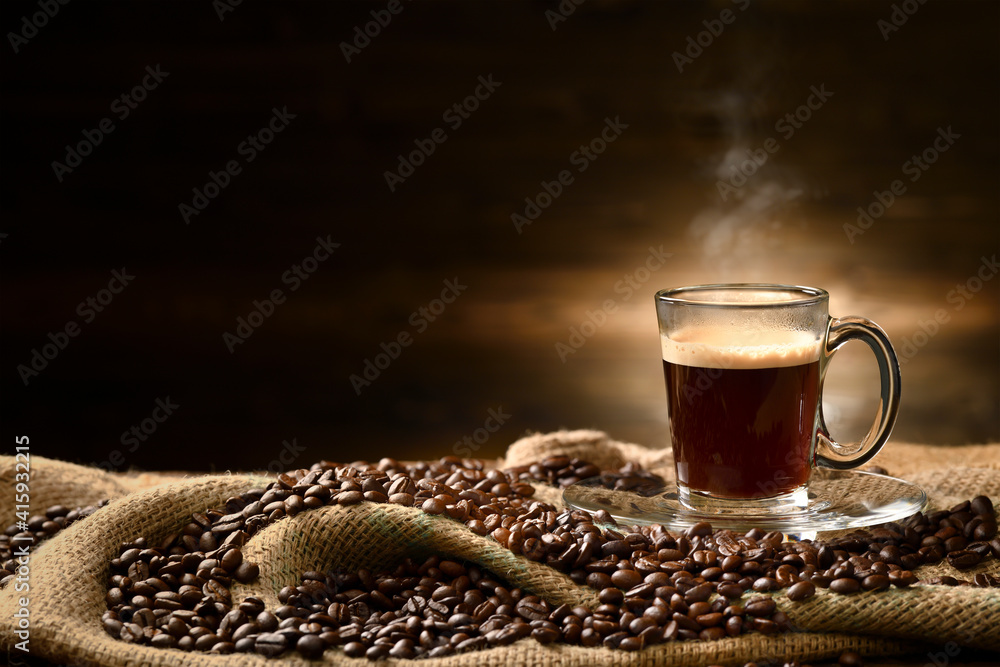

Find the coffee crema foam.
[{"left": 661, "top": 328, "right": 821, "bottom": 369}]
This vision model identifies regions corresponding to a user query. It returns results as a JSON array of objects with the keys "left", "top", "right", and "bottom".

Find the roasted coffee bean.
[
  {"left": 861, "top": 574, "right": 891, "bottom": 592},
  {"left": 687, "top": 521, "right": 713, "bottom": 538},
  {"left": 943, "top": 535, "right": 967, "bottom": 552},
  {"left": 974, "top": 518, "right": 997, "bottom": 540},
  {"left": 194, "top": 633, "right": 220, "bottom": 651},
  {"left": 717, "top": 582, "right": 744, "bottom": 599},
  {"left": 516, "top": 598, "right": 550, "bottom": 622},
  {"left": 947, "top": 550, "right": 981, "bottom": 569},
  {"left": 233, "top": 561, "right": 260, "bottom": 584},
  {"left": 752, "top": 577, "right": 780, "bottom": 592},
  {"left": 530, "top": 626, "right": 559, "bottom": 644},
  {"left": 887, "top": 569, "right": 916, "bottom": 588},
  {"left": 366, "top": 644, "right": 390, "bottom": 660},
  {"left": 744, "top": 597, "right": 776, "bottom": 617},
  {"left": 337, "top": 490, "right": 364, "bottom": 506},
  {"left": 607, "top": 567, "right": 640, "bottom": 590},
  {"left": 343, "top": 641, "right": 366, "bottom": 657},
  {"left": 619, "top": 636, "right": 643, "bottom": 651},
  {"left": 220, "top": 548, "right": 243, "bottom": 572},
  {"left": 786, "top": 580, "right": 816, "bottom": 601},
  {"left": 679, "top": 581, "right": 708, "bottom": 603},
  {"left": 970, "top": 495, "right": 994, "bottom": 517},
  {"left": 830, "top": 578, "right": 861, "bottom": 595}
]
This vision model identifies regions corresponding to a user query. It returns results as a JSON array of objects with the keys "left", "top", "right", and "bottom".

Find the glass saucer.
[{"left": 563, "top": 469, "right": 927, "bottom": 539}]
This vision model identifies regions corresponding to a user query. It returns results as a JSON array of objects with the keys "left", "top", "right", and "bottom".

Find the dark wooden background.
[{"left": 2, "top": 1, "right": 997, "bottom": 473}]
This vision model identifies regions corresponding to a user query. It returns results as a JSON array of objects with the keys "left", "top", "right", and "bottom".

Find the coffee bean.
[
  {"left": 388, "top": 638, "right": 416, "bottom": 658},
  {"left": 887, "top": 570, "right": 916, "bottom": 588},
  {"left": 944, "top": 535, "right": 967, "bottom": 552},
  {"left": 861, "top": 574, "right": 890, "bottom": 592},
  {"left": 232, "top": 561, "right": 260, "bottom": 584},
  {"left": 786, "top": 580, "right": 816, "bottom": 601},
  {"left": 619, "top": 636, "right": 643, "bottom": 651},
  {"left": 947, "top": 550, "right": 981, "bottom": 569},
  {"left": 627, "top": 582, "right": 658, "bottom": 599},
  {"left": 744, "top": 597, "right": 776, "bottom": 617},
  {"left": 752, "top": 577, "right": 780, "bottom": 592},
  {"left": 695, "top": 612, "right": 724, "bottom": 628},
  {"left": 202, "top": 579, "right": 230, "bottom": 604},
  {"left": 610, "top": 569, "right": 643, "bottom": 590},
  {"left": 830, "top": 578, "right": 861, "bottom": 595},
  {"left": 220, "top": 548, "right": 243, "bottom": 572},
  {"left": 681, "top": 583, "right": 711, "bottom": 605},
  {"left": 688, "top": 521, "right": 713, "bottom": 537},
  {"left": 970, "top": 495, "right": 994, "bottom": 517},
  {"left": 422, "top": 498, "right": 446, "bottom": 515},
  {"left": 342, "top": 641, "right": 366, "bottom": 657},
  {"left": 531, "top": 626, "right": 559, "bottom": 644},
  {"left": 717, "top": 582, "right": 744, "bottom": 598},
  {"left": 337, "top": 490, "right": 364, "bottom": 506},
  {"left": 366, "top": 644, "right": 390, "bottom": 660},
  {"left": 974, "top": 520, "right": 997, "bottom": 541},
  {"left": 516, "top": 598, "right": 549, "bottom": 622}
]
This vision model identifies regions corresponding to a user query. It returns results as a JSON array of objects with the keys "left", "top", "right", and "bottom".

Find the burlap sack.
[{"left": 2, "top": 431, "right": 999, "bottom": 666}]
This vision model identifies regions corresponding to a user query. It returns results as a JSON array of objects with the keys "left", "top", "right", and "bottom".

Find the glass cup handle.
[{"left": 815, "top": 316, "right": 901, "bottom": 470}]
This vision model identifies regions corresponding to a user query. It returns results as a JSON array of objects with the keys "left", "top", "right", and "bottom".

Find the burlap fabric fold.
[{"left": 2, "top": 431, "right": 999, "bottom": 666}]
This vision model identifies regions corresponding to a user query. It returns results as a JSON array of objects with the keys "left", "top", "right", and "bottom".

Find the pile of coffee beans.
[
  {"left": 506, "top": 455, "right": 666, "bottom": 495},
  {"left": 0, "top": 500, "right": 108, "bottom": 586},
  {"left": 1, "top": 456, "right": 997, "bottom": 662}
]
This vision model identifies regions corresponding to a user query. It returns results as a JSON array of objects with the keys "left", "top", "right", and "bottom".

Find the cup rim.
[{"left": 655, "top": 283, "right": 829, "bottom": 307}]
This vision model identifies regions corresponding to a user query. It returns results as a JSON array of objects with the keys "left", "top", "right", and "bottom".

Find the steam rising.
[{"left": 688, "top": 99, "right": 804, "bottom": 278}]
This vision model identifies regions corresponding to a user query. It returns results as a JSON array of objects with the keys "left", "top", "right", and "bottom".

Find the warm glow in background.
[{"left": 2, "top": 1, "right": 997, "bottom": 471}]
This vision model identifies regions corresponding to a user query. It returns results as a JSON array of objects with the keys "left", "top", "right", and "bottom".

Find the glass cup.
[{"left": 655, "top": 284, "right": 901, "bottom": 513}]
